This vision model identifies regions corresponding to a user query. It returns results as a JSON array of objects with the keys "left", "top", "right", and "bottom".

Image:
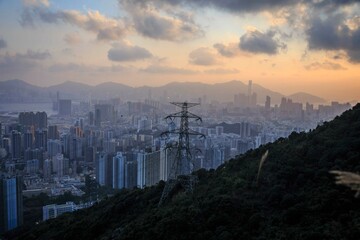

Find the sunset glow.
[{"left": 0, "top": 0, "right": 359, "bottom": 101}]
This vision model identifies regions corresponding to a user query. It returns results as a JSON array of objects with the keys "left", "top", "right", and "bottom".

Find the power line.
[{"left": 158, "top": 102, "right": 204, "bottom": 206}]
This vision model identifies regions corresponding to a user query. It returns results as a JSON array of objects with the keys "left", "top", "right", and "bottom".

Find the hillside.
[
  {"left": 0, "top": 79, "right": 48, "bottom": 102},
  {"left": 288, "top": 92, "right": 326, "bottom": 104},
  {"left": 0, "top": 79, "right": 324, "bottom": 104},
  {"left": 5, "top": 104, "right": 360, "bottom": 240}
]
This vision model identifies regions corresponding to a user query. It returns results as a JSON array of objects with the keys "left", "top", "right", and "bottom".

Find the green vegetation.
[{"left": 5, "top": 104, "right": 360, "bottom": 240}]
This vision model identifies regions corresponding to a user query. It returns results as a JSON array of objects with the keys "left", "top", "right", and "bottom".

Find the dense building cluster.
[{"left": 0, "top": 82, "right": 352, "bottom": 232}]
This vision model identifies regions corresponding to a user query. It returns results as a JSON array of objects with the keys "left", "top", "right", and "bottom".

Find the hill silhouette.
[
  {"left": 287, "top": 92, "right": 326, "bottom": 104},
  {"left": 0, "top": 79, "right": 324, "bottom": 104},
  {"left": 5, "top": 104, "right": 360, "bottom": 240}
]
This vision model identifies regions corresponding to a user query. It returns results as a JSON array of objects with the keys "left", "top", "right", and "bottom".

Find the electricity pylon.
[{"left": 158, "top": 102, "right": 205, "bottom": 206}]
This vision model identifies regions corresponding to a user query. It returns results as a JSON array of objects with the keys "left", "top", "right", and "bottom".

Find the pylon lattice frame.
[{"left": 158, "top": 102, "right": 204, "bottom": 206}]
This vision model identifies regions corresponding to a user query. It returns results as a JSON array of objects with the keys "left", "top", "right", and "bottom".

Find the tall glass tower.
[{"left": 0, "top": 175, "right": 23, "bottom": 233}]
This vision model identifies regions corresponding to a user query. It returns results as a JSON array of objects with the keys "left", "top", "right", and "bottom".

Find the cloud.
[
  {"left": 204, "top": 68, "right": 240, "bottom": 74},
  {"left": 48, "top": 63, "right": 134, "bottom": 73},
  {"left": 156, "top": 0, "right": 358, "bottom": 13},
  {"left": 0, "top": 53, "right": 37, "bottom": 74},
  {"left": 64, "top": 32, "right": 82, "bottom": 45},
  {"left": 0, "top": 38, "right": 7, "bottom": 49},
  {"left": 306, "top": 13, "right": 360, "bottom": 62},
  {"left": 18, "top": 49, "right": 51, "bottom": 60},
  {"left": 20, "top": 8, "right": 36, "bottom": 27},
  {"left": 48, "top": 63, "right": 91, "bottom": 72},
  {"left": 189, "top": 47, "right": 218, "bottom": 66},
  {"left": 239, "top": 29, "right": 286, "bottom": 55},
  {"left": 23, "top": 0, "right": 49, "bottom": 7},
  {"left": 140, "top": 64, "right": 197, "bottom": 74},
  {"left": 20, "top": 4, "right": 128, "bottom": 41},
  {"left": 304, "top": 61, "right": 347, "bottom": 71},
  {"left": 0, "top": 49, "right": 50, "bottom": 75},
  {"left": 108, "top": 41, "right": 153, "bottom": 62},
  {"left": 120, "top": 0, "right": 204, "bottom": 41},
  {"left": 213, "top": 43, "right": 240, "bottom": 58}
]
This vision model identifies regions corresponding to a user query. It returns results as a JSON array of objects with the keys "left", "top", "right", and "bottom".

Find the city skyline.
[{"left": 0, "top": 0, "right": 360, "bottom": 102}]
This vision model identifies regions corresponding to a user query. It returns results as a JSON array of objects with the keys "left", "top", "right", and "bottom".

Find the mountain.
[
  {"left": 0, "top": 79, "right": 48, "bottom": 102},
  {"left": 287, "top": 92, "right": 327, "bottom": 104},
  {"left": 91, "top": 82, "right": 134, "bottom": 100},
  {"left": 47, "top": 81, "right": 93, "bottom": 100},
  {"left": 6, "top": 104, "right": 360, "bottom": 240},
  {"left": 0, "top": 79, "right": 326, "bottom": 105}
]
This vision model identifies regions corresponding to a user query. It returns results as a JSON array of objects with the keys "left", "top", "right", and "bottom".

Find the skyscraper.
[
  {"left": 18, "top": 112, "right": 47, "bottom": 129},
  {"left": 95, "top": 109, "right": 101, "bottom": 127},
  {"left": 48, "top": 125, "right": 59, "bottom": 140},
  {"left": 88, "top": 112, "right": 94, "bottom": 126},
  {"left": 23, "top": 131, "right": 34, "bottom": 150},
  {"left": 137, "top": 151, "right": 160, "bottom": 188},
  {"left": 58, "top": 99, "right": 72, "bottom": 116},
  {"left": 96, "top": 152, "right": 112, "bottom": 187},
  {"left": 265, "top": 96, "right": 271, "bottom": 112},
  {"left": 35, "top": 112, "right": 48, "bottom": 129},
  {"left": 0, "top": 175, "right": 23, "bottom": 233},
  {"left": 11, "top": 130, "right": 21, "bottom": 159},
  {"left": 35, "top": 129, "right": 48, "bottom": 151},
  {"left": 95, "top": 104, "right": 115, "bottom": 123},
  {"left": 112, "top": 152, "right": 126, "bottom": 189}
]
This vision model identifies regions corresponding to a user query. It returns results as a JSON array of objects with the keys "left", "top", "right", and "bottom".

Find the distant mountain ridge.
[
  {"left": 0, "top": 79, "right": 326, "bottom": 104},
  {"left": 287, "top": 92, "right": 326, "bottom": 104}
]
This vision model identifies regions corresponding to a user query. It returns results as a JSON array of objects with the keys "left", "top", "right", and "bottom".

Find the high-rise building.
[
  {"left": 95, "top": 109, "right": 101, "bottom": 127},
  {"left": 137, "top": 150, "right": 160, "bottom": 188},
  {"left": 88, "top": 112, "right": 94, "bottom": 126},
  {"left": 11, "top": 130, "right": 21, "bottom": 159},
  {"left": 85, "top": 146, "right": 96, "bottom": 164},
  {"left": 265, "top": 96, "right": 271, "bottom": 111},
  {"left": 125, "top": 158, "right": 137, "bottom": 189},
  {"left": 240, "top": 122, "right": 251, "bottom": 138},
  {"left": 43, "top": 159, "right": 52, "bottom": 180},
  {"left": 159, "top": 147, "right": 176, "bottom": 181},
  {"left": 48, "top": 125, "right": 59, "bottom": 140},
  {"left": 2, "top": 138, "right": 10, "bottom": 156},
  {"left": 112, "top": 152, "right": 126, "bottom": 189},
  {"left": 35, "top": 112, "right": 48, "bottom": 129},
  {"left": 137, "top": 117, "right": 152, "bottom": 132},
  {"left": 251, "top": 92, "right": 257, "bottom": 107},
  {"left": 58, "top": 99, "right": 72, "bottom": 116},
  {"left": 26, "top": 159, "right": 39, "bottom": 175},
  {"left": 215, "top": 126, "right": 224, "bottom": 136},
  {"left": 52, "top": 154, "right": 66, "bottom": 177},
  {"left": 35, "top": 129, "right": 47, "bottom": 151},
  {"left": 47, "top": 139, "right": 62, "bottom": 157},
  {"left": 18, "top": 112, "right": 47, "bottom": 129},
  {"left": 0, "top": 175, "right": 23, "bottom": 233},
  {"left": 69, "top": 137, "right": 82, "bottom": 160},
  {"left": 23, "top": 131, "right": 34, "bottom": 150},
  {"left": 95, "top": 104, "right": 115, "bottom": 124},
  {"left": 96, "top": 152, "right": 112, "bottom": 187}
]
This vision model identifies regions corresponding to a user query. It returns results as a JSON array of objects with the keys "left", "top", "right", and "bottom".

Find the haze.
[{"left": 0, "top": 0, "right": 359, "bottom": 102}]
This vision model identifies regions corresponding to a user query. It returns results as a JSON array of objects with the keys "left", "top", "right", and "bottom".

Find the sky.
[{"left": 0, "top": 0, "right": 360, "bottom": 102}]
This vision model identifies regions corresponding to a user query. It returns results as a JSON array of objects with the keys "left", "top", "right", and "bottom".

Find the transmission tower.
[{"left": 158, "top": 102, "right": 205, "bottom": 206}]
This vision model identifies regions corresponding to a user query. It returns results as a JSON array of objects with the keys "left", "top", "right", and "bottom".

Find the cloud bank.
[{"left": 108, "top": 42, "right": 153, "bottom": 62}]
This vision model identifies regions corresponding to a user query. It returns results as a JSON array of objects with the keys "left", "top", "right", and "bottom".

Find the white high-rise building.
[{"left": 113, "top": 152, "right": 126, "bottom": 189}]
